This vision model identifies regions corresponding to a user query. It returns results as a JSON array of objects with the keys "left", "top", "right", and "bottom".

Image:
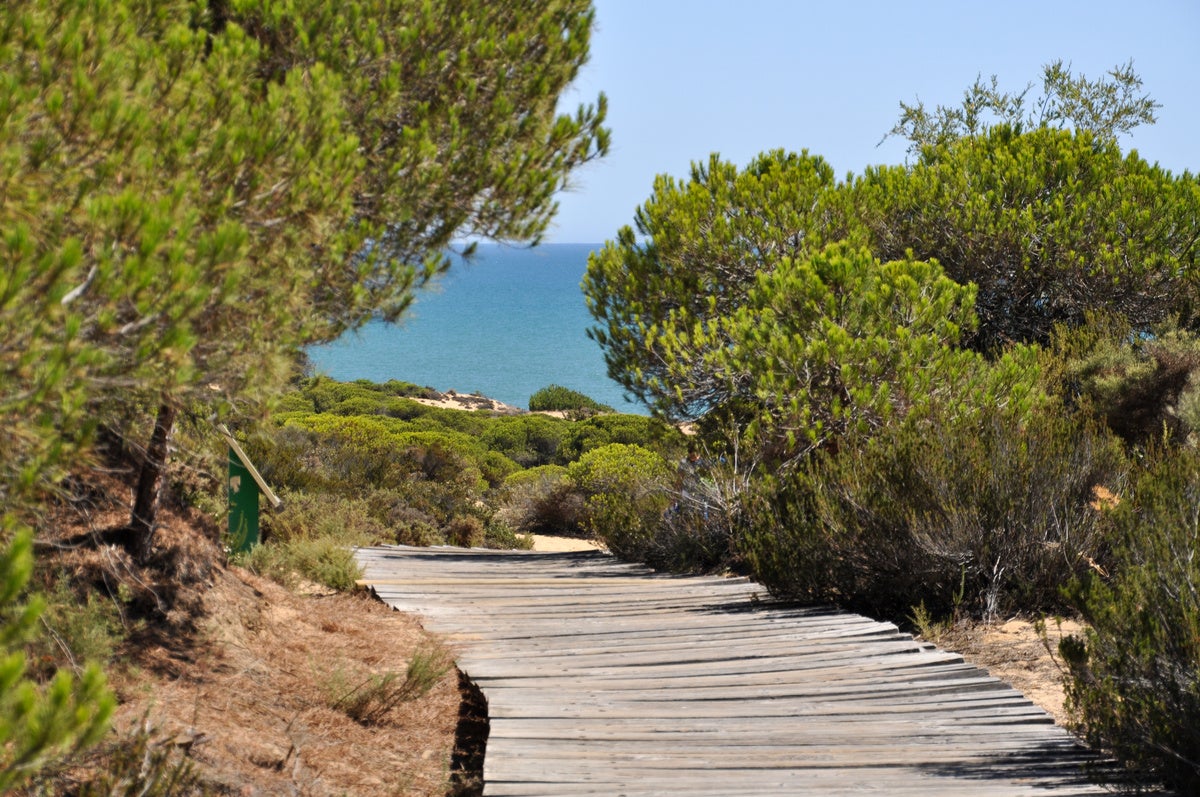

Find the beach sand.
[{"left": 410, "top": 389, "right": 524, "bottom": 414}]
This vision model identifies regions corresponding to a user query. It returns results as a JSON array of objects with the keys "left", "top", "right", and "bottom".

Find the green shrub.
[
  {"left": 378, "top": 379, "right": 442, "bottom": 401},
  {"left": 478, "top": 450, "right": 521, "bottom": 487},
  {"left": 496, "top": 466, "right": 583, "bottom": 537},
  {"left": 1064, "top": 325, "right": 1200, "bottom": 447},
  {"left": 0, "top": 529, "right": 113, "bottom": 793},
  {"left": 406, "top": 405, "right": 493, "bottom": 435},
  {"left": 298, "top": 376, "right": 438, "bottom": 414},
  {"left": 260, "top": 379, "right": 686, "bottom": 556},
  {"left": 254, "top": 418, "right": 493, "bottom": 522},
  {"left": 503, "top": 464, "right": 570, "bottom": 487},
  {"left": 740, "top": 401, "right": 1126, "bottom": 620},
  {"left": 446, "top": 515, "right": 485, "bottom": 548},
  {"left": 481, "top": 519, "right": 534, "bottom": 550},
  {"left": 274, "top": 392, "right": 315, "bottom": 414},
  {"left": 364, "top": 492, "right": 446, "bottom": 546},
  {"left": 559, "top": 414, "right": 686, "bottom": 464},
  {"left": 653, "top": 446, "right": 751, "bottom": 572},
  {"left": 247, "top": 425, "right": 325, "bottom": 493},
  {"left": 528, "top": 384, "right": 613, "bottom": 416},
  {"left": 886, "top": 404, "right": 1125, "bottom": 618},
  {"left": 392, "top": 520, "right": 444, "bottom": 548},
  {"left": 328, "top": 395, "right": 392, "bottom": 417},
  {"left": 568, "top": 444, "right": 673, "bottom": 558},
  {"left": 238, "top": 537, "right": 363, "bottom": 592},
  {"left": 480, "top": 415, "right": 568, "bottom": 467},
  {"left": 1061, "top": 447, "right": 1200, "bottom": 793},
  {"left": 264, "top": 493, "right": 389, "bottom": 546},
  {"left": 241, "top": 493, "right": 386, "bottom": 590}
]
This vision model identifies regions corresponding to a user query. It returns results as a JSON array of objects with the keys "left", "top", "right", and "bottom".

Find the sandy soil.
[
  {"left": 919, "top": 618, "right": 1084, "bottom": 727},
  {"left": 528, "top": 533, "right": 604, "bottom": 552},
  {"left": 34, "top": 473, "right": 463, "bottom": 797},
  {"left": 109, "top": 569, "right": 462, "bottom": 796},
  {"left": 406, "top": 388, "right": 599, "bottom": 419},
  {"left": 409, "top": 389, "right": 524, "bottom": 414}
]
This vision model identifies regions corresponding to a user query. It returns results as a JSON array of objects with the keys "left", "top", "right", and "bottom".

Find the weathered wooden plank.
[{"left": 355, "top": 544, "right": 1109, "bottom": 795}]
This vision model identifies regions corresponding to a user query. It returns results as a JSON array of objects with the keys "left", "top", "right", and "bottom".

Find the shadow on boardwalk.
[{"left": 358, "top": 545, "right": 1116, "bottom": 796}]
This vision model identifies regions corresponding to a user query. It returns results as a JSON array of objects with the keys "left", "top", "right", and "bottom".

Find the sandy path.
[{"left": 528, "top": 534, "right": 603, "bottom": 552}]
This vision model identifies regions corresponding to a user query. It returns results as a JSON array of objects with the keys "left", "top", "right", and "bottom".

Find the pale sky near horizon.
[{"left": 544, "top": 0, "right": 1199, "bottom": 244}]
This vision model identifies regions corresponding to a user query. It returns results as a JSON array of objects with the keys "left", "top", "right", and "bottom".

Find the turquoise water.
[{"left": 308, "top": 243, "right": 646, "bottom": 413}]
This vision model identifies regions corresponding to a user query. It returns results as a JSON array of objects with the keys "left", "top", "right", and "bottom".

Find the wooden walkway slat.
[{"left": 356, "top": 545, "right": 1108, "bottom": 795}]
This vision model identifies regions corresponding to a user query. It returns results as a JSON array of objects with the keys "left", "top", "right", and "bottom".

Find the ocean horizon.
[{"left": 307, "top": 243, "right": 648, "bottom": 414}]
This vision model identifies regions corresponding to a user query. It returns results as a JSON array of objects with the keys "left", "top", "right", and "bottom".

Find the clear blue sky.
[{"left": 545, "top": 0, "right": 1199, "bottom": 244}]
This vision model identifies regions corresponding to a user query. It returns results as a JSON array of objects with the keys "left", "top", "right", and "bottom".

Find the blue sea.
[{"left": 308, "top": 243, "right": 646, "bottom": 414}]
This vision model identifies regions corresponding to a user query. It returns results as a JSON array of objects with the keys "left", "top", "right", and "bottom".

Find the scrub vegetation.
[
  {"left": 247, "top": 377, "right": 686, "bottom": 563},
  {"left": 3, "top": 2, "right": 1197, "bottom": 791},
  {"left": 1, "top": 0, "right": 606, "bottom": 791},
  {"left": 583, "top": 62, "right": 1200, "bottom": 793}
]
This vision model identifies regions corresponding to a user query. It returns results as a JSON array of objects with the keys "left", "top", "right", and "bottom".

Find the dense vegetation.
[
  {"left": 528, "top": 384, "right": 615, "bottom": 416},
  {"left": 584, "top": 62, "right": 1200, "bottom": 792},
  {"left": 241, "top": 377, "right": 685, "bottom": 588},
  {"left": 1, "top": 0, "right": 606, "bottom": 790},
  {"left": 4, "top": 7, "right": 1197, "bottom": 790}
]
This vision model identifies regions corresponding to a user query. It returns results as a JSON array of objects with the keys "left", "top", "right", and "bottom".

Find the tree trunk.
[{"left": 129, "top": 401, "right": 178, "bottom": 562}]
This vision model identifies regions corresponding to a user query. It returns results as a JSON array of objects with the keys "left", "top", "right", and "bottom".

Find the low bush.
[
  {"left": 0, "top": 530, "right": 113, "bottom": 794},
  {"left": 1058, "top": 322, "right": 1200, "bottom": 447},
  {"left": 653, "top": 445, "right": 753, "bottom": 572},
  {"left": 480, "top": 519, "right": 534, "bottom": 550},
  {"left": 364, "top": 492, "right": 445, "bottom": 547},
  {"left": 559, "top": 414, "right": 687, "bottom": 464},
  {"left": 480, "top": 415, "right": 568, "bottom": 468},
  {"left": 445, "top": 515, "right": 485, "bottom": 548},
  {"left": 478, "top": 450, "right": 521, "bottom": 487},
  {"left": 1061, "top": 447, "right": 1200, "bottom": 793},
  {"left": 238, "top": 536, "right": 363, "bottom": 592},
  {"left": 568, "top": 444, "right": 673, "bottom": 558},
  {"left": 264, "top": 493, "right": 388, "bottom": 546},
  {"left": 75, "top": 715, "right": 199, "bottom": 797},
  {"left": 242, "top": 493, "right": 388, "bottom": 590},
  {"left": 255, "top": 378, "right": 686, "bottom": 559},
  {"left": 528, "top": 384, "right": 613, "bottom": 416},
  {"left": 25, "top": 576, "right": 126, "bottom": 681},
  {"left": 252, "top": 418, "right": 500, "bottom": 530},
  {"left": 739, "top": 401, "right": 1126, "bottom": 620},
  {"left": 495, "top": 466, "right": 583, "bottom": 537},
  {"left": 299, "top": 376, "right": 439, "bottom": 414}
]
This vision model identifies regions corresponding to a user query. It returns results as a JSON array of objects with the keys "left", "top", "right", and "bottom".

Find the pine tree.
[
  {"left": 583, "top": 150, "right": 848, "bottom": 420},
  {"left": 0, "top": 0, "right": 609, "bottom": 558}
]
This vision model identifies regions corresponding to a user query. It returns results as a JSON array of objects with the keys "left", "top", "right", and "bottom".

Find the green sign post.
[{"left": 219, "top": 425, "right": 282, "bottom": 553}]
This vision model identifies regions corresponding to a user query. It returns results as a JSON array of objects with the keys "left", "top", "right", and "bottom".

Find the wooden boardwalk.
[{"left": 356, "top": 545, "right": 1108, "bottom": 796}]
